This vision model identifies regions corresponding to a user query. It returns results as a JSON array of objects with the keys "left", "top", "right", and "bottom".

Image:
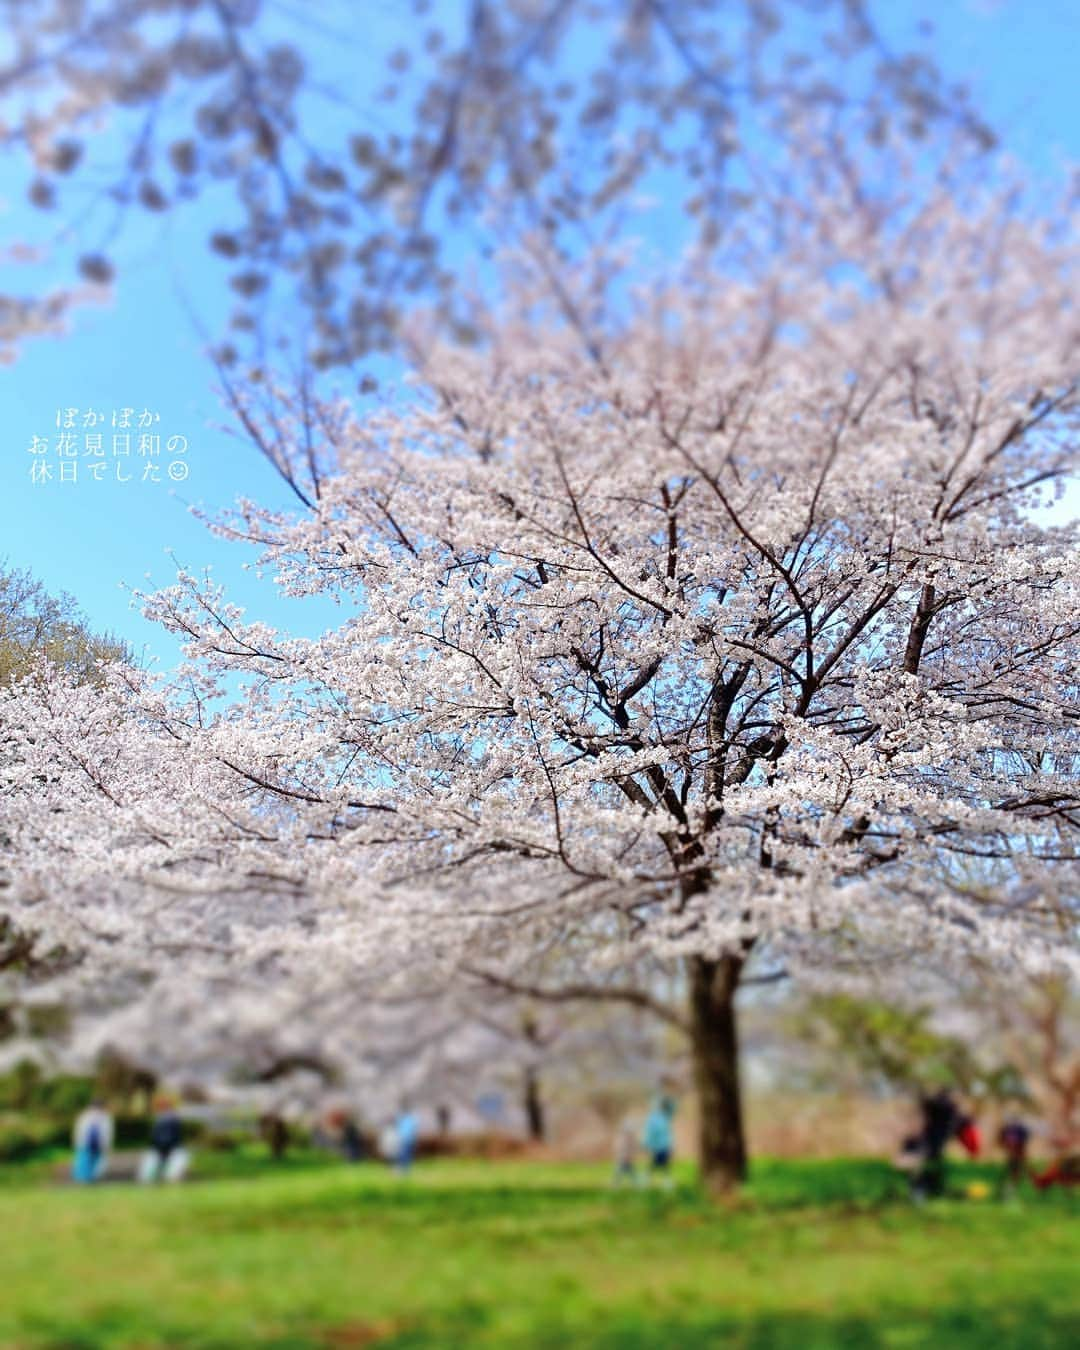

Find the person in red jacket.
[{"left": 955, "top": 1113, "right": 982, "bottom": 1159}]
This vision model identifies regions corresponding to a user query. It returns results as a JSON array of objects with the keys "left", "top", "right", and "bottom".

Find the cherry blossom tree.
[
  {"left": 0, "top": 0, "right": 994, "bottom": 366},
  {"left": 0, "top": 661, "right": 584, "bottom": 1127},
  {"left": 0, "top": 672, "right": 651, "bottom": 1139},
  {"left": 0, "top": 565, "right": 131, "bottom": 1037},
  {"left": 3, "top": 135, "right": 1078, "bottom": 1190}
]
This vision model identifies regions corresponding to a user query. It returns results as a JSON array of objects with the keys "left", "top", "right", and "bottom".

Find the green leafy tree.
[
  {"left": 0, "top": 563, "right": 128, "bottom": 688},
  {"left": 799, "top": 994, "right": 1027, "bottom": 1103}
]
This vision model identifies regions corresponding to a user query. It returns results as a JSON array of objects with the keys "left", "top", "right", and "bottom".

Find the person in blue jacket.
[
  {"left": 71, "top": 1100, "right": 113, "bottom": 1183},
  {"left": 642, "top": 1094, "right": 677, "bottom": 1188},
  {"left": 394, "top": 1102, "right": 419, "bottom": 1174}
]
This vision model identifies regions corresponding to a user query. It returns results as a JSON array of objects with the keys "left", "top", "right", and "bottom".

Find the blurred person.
[
  {"left": 341, "top": 1114, "right": 365, "bottom": 1162},
  {"left": 642, "top": 1095, "right": 677, "bottom": 1190},
  {"left": 259, "top": 1111, "right": 289, "bottom": 1161},
  {"left": 612, "top": 1117, "right": 639, "bottom": 1187},
  {"left": 394, "top": 1102, "right": 419, "bottom": 1174},
  {"left": 310, "top": 1113, "right": 332, "bottom": 1152},
  {"left": 378, "top": 1120, "right": 399, "bottom": 1163},
  {"left": 139, "top": 1096, "right": 189, "bottom": 1183},
  {"left": 955, "top": 1110, "right": 982, "bottom": 1159},
  {"left": 321, "top": 1107, "right": 347, "bottom": 1154},
  {"left": 998, "top": 1117, "right": 1032, "bottom": 1192},
  {"left": 71, "top": 1099, "right": 113, "bottom": 1184},
  {"left": 1032, "top": 1153, "right": 1080, "bottom": 1190},
  {"left": 911, "top": 1088, "right": 959, "bottom": 1201}
]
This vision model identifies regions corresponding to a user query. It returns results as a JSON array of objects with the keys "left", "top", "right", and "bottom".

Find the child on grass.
[{"left": 642, "top": 1095, "right": 676, "bottom": 1190}]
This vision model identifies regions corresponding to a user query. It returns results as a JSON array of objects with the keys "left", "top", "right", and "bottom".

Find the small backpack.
[{"left": 956, "top": 1118, "right": 981, "bottom": 1158}]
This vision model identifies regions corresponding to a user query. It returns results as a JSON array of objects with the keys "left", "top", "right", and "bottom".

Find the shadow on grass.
[
  {"left": 139, "top": 1155, "right": 1076, "bottom": 1241},
  {"left": 25, "top": 1302, "right": 1080, "bottom": 1350},
  {"left": 402, "top": 1305, "right": 1080, "bottom": 1350}
]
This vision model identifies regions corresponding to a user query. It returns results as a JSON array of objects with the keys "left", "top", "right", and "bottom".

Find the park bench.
[{"left": 54, "top": 1150, "right": 177, "bottom": 1184}]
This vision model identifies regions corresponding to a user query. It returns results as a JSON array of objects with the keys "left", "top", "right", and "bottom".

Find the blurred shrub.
[
  {"left": 201, "top": 1130, "right": 241, "bottom": 1152},
  {"left": 797, "top": 995, "right": 1028, "bottom": 1103},
  {"left": 0, "top": 1060, "right": 94, "bottom": 1116},
  {"left": 0, "top": 1114, "right": 68, "bottom": 1161}
]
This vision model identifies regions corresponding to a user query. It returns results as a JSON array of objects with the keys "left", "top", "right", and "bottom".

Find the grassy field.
[{"left": 3, "top": 1151, "right": 1077, "bottom": 1348}]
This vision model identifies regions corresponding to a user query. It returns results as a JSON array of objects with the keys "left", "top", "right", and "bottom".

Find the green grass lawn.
[{"left": 2, "top": 1151, "right": 1077, "bottom": 1348}]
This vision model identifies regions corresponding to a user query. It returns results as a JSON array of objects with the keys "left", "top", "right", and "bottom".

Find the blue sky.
[{"left": 1, "top": 0, "right": 1076, "bottom": 673}]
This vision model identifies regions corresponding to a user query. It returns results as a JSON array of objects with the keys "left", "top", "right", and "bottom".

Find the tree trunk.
[
  {"left": 523, "top": 1065, "right": 546, "bottom": 1141},
  {"left": 688, "top": 953, "right": 747, "bottom": 1194}
]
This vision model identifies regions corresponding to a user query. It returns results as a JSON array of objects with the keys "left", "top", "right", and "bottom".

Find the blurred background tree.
[
  {"left": 0, "top": 562, "right": 129, "bottom": 686},
  {"left": 0, "top": 562, "right": 129, "bottom": 1048},
  {"left": 794, "top": 993, "right": 1027, "bottom": 1104},
  {"left": 0, "top": 0, "right": 995, "bottom": 380}
]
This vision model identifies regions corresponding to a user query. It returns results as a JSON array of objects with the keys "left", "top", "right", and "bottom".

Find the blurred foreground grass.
[{"left": 3, "top": 1152, "right": 1077, "bottom": 1348}]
